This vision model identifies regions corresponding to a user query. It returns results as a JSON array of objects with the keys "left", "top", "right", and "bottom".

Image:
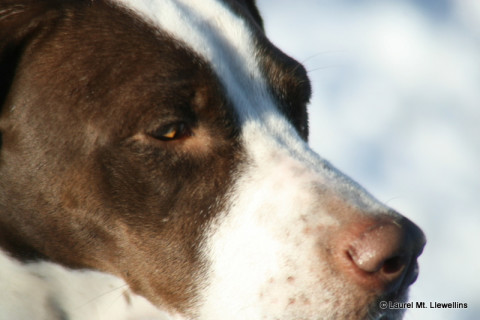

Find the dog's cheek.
[
  {"left": 94, "top": 145, "right": 196, "bottom": 218},
  {"left": 85, "top": 143, "right": 237, "bottom": 313}
]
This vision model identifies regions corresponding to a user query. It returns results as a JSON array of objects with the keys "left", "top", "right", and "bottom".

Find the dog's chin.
[{"left": 371, "top": 310, "right": 406, "bottom": 320}]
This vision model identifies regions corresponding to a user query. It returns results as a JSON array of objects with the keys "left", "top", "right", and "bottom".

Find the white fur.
[
  {"left": 199, "top": 121, "right": 389, "bottom": 319},
  {"left": 112, "top": 0, "right": 390, "bottom": 318},
  {"left": 2, "top": 1, "right": 392, "bottom": 319},
  {"left": 0, "top": 249, "right": 172, "bottom": 320}
]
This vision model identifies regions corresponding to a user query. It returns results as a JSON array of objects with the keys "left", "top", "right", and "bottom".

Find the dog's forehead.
[{"left": 114, "top": 0, "right": 306, "bottom": 126}]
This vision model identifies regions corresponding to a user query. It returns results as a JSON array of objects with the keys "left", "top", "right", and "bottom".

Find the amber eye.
[{"left": 150, "top": 122, "right": 190, "bottom": 141}]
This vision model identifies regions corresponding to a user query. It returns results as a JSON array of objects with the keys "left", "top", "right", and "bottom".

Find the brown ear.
[{"left": 0, "top": 1, "right": 58, "bottom": 109}]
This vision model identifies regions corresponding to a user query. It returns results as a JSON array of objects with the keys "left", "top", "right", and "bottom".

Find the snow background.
[{"left": 257, "top": 1, "right": 480, "bottom": 319}]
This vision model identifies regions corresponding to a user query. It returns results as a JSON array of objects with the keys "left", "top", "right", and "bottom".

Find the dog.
[{"left": 0, "top": 1, "right": 425, "bottom": 319}]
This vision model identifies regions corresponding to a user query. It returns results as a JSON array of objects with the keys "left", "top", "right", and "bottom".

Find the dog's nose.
[{"left": 335, "top": 215, "right": 426, "bottom": 293}]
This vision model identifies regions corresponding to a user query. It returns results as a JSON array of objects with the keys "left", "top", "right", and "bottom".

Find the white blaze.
[{"left": 113, "top": 1, "right": 389, "bottom": 319}]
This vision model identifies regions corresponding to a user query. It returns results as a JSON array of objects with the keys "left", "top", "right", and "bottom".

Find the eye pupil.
[{"left": 163, "top": 127, "right": 178, "bottom": 139}]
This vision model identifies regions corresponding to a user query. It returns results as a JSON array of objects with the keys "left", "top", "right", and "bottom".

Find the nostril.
[{"left": 382, "top": 256, "right": 405, "bottom": 274}]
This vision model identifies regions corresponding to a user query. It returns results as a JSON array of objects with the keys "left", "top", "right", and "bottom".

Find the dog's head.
[{"left": 0, "top": 1, "right": 425, "bottom": 319}]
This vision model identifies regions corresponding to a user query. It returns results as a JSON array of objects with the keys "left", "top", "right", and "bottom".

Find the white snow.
[{"left": 258, "top": 0, "right": 480, "bottom": 319}]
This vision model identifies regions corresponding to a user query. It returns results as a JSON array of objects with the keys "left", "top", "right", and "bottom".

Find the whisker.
[
  {"left": 384, "top": 196, "right": 405, "bottom": 207},
  {"left": 307, "top": 65, "right": 341, "bottom": 73},
  {"left": 74, "top": 283, "right": 130, "bottom": 311},
  {"left": 300, "top": 50, "right": 346, "bottom": 64}
]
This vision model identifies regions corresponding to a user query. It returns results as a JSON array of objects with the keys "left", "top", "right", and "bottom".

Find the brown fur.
[{"left": 0, "top": 0, "right": 257, "bottom": 311}]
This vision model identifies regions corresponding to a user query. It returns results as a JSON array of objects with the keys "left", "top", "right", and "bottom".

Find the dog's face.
[{"left": 0, "top": 1, "right": 425, "bottom": 319}]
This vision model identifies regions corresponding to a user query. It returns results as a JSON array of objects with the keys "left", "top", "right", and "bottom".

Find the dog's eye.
[{"left": 150, "top": 122, "right": 191, "bottom": 141}]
